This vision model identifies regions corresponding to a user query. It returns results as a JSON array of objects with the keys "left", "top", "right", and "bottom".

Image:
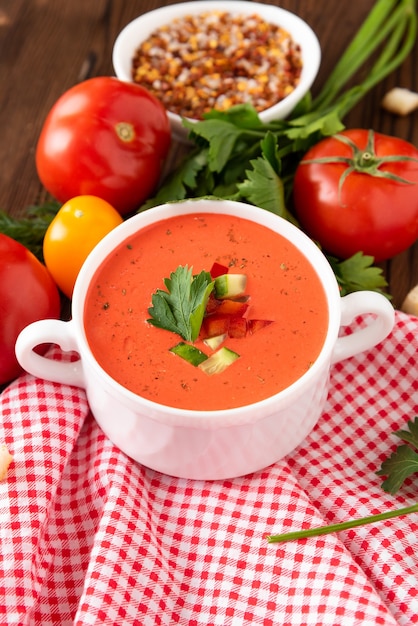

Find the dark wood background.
[{"left": 1, "top": 0, "right": 417, "bottom": 308}]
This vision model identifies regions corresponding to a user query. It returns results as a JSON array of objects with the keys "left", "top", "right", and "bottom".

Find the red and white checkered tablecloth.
[{"left": 1, "top": 309, "right": 417, "bottom": 625}]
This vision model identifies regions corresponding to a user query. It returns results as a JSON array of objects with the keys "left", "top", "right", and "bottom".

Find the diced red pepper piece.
[
  {"left": 247, "top": 319, "right": 274, "bottom": 334},
  {"left": 205, "top": 293, "right": 221, "bottom": 315},
  {"left": 210, "top": 262, "right": 229, "bottom": 278},
  {"left": 216, "top": 299, "right": 249, "bottom": 316},
  {"left": 228, "top": 316, "right": 248, "bottom": 338},
  {"left": 200, "top": 314, "right": 230, "bottom": 339}
]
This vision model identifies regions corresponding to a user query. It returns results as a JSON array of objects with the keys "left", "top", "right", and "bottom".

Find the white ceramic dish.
[
  {"left": 112, "top": 1, "right": 321, "bottom": 142},
  {"left": 16, "top": 199, "right": 394, "bottom": 481}
]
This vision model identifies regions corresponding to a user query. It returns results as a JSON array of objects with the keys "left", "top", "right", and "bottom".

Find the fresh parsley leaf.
[
  {"left": 378, "top": 446, "right": 418, "bottom": 495},
  {"left": 238, "top": 132, "right": 298, "bottom": 224},
  {"left": 286, "top": 107, "right": 345, "bottom": 142},
  {"left": 377, "top": 417, "right": 418, "bottom": 494},
  {"left": 327, "top": 252, "right": 389, "bottom": 296},
  {"left": 184, "top": 118, "right": 253, "bottom": 174},
  {"left": 183, "top": 105, "right": 268, "bottom": 175},
  {"left": 187, "top": 270, "right": 215, "bottom": 341},
  {"left": 259, "top": 132, "right": 282, "bottom": 172},
  {"left": 202, "top": 103, "right": 265, "bottom": 129},
  {"left": 147, "top": 266, "right": 214, "bottom": 342},
  {"left": 393, "top": 417, "right": 418, "bottom": 447},
  {"left": 238, "top": 151, "right": 284, "bottom": 214}
]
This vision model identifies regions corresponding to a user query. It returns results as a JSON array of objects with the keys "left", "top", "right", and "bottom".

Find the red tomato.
[
  {"left": 293, "top": 129, "right": 418, "bottom": 261},
  {"left": 0, "top": 234, "right": 61, "bottom": 385},
  {"left": 35, "top": 77, "right": 171, "bottom": 216}
]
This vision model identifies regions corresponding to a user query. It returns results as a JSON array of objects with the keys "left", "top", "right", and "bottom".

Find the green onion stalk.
[{"left": 267, "top": 503, "right": 418, "bottom": 543}]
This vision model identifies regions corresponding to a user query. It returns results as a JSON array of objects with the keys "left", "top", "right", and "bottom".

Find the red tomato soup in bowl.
[
  {"left": 84, "top": 212, "right": 328, "bottom": 411},
  {"left": 16, "top": 199, "right": 395, "bottom": 479}
]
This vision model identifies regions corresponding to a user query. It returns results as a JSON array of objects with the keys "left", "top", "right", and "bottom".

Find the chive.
[
  {"left": 267, "top": 503, "right": 418, "bottom": 543},
  {"left": 311, "top": 0, "right": 416, "bottom": 111},
  {"left": 312, "top": 1, "right": 393, "bottom": 106}
]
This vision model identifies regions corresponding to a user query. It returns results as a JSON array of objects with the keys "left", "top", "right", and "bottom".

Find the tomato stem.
[
  {"left": 115, "top": 122, "right": 135, "bottom": 143},
  {"left": 300, "top": 129, "right": 418, "bottom": 202}
]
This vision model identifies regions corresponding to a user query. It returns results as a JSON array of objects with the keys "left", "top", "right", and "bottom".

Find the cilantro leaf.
[
  {"left": 327, "top": 252, "right": 389, "bottom": 296},
  {"left": 377, "top": 417, "right": 418, "bottom": 494},
  {"left": 147, "top": 266, "right": 214, "bottom": 342}
]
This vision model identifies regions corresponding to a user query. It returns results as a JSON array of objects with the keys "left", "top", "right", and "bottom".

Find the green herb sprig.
[
  {"left": 147, "top": 265, "right": 214, "bottom": 342},
  {"left": 377, "top": 416, "right": 418, "bottom": 494},
  {"left": 267, "top": 503, "right": 418, "bottom": 543},
  {"left": 267, "top": 418, "right": 418, "bottom": 543},
  {"left": 0, "top": 202, "right": 60, "bottom": 262},
  {"left": 141, "top": 0, "right": 416, "bottom": 296},
  {"left": 328, "top": 252, "right": 389, "bottom": 297}
]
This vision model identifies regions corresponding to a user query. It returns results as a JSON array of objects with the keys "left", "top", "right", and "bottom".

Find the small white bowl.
[{"left": 112, "top": 1, "right": 321, "bottom": 142}]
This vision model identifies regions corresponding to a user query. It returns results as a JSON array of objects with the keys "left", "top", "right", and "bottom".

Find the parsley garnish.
[
  {"left": 268, "top": 418, "right": 418, "bottom": 543},
  {"left": 377, "top": 416, "right": 418, "bottom": 494},
  {"left": 327, "top": 252, "right": 389, "bottom": 297},
  {"left": 147, "top": 265, "right": 214, "bottom": 342}
]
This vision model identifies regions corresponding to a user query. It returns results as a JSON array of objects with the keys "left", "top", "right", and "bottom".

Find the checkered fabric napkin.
[{"left": 0, "top": 309, "right": 417, "bottom": 626}]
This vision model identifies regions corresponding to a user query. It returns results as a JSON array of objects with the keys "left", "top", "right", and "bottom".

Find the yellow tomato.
[{"left": 43, "top": 195, "right": 123, "bottom": 298}]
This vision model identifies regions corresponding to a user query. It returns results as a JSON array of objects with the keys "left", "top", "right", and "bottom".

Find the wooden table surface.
[{"left": 1, "top": 0, "right": 417, "bottom": 308}]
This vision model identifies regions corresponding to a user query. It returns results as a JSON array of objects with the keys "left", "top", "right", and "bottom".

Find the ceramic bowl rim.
[
  {"left": 112, "top": 1, "right": 321, "bottom": 140},
  {"left": 72, "top": 199, "right": 340, "bottom": 427}
]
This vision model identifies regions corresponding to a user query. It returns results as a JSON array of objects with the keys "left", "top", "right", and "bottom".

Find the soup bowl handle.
[
  {"left": 15, "top": 319, "right": 85, "bottom": 388},
  {"left": 331, "top": 291, "right": 395, "bottom": 365}
]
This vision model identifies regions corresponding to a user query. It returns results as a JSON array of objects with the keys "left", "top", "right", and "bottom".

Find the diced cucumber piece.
[
  {"left": 214, "top": 273, "right": 247, "bottom": 299},
  {"left": 170, "top": 342, "right": 208, "bottom": 366},
  {"left": 203, "top": 333, "right": 227, "bottom": 350},
  {"left": 198, "top": 347, "right": 240, "bottom": 376}
]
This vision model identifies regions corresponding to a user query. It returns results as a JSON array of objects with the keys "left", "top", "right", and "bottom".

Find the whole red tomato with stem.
[
  {"left": 35, "top": 77, "right": 171, "bottom": 216},
  {"left": 0, "top": 234, "right": 61, "bottom": 385},
  {"left": 293, "top": 129, "right": 418, "bottom": 262}
]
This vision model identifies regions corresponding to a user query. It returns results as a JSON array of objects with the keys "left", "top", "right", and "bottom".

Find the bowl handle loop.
[
  {"left": 331, "top": 291, "right": 395, "bottom": 365},
  {"left": 15, "top": 319, "right": 85, "bottom": 388}
]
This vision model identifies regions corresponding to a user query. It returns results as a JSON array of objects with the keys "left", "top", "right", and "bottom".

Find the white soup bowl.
[{"left": 15, "top": 200, "right": 394, "bottom": 480}]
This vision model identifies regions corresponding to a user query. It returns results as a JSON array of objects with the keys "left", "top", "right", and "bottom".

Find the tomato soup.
[{"left": 84, "top": 213, "right": 328, "bottom": 410}]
